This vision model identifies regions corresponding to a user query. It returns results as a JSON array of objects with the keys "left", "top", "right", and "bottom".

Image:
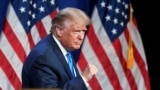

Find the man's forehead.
[{"left": 72, "top": 23, "right": 87, "bottom": 30}]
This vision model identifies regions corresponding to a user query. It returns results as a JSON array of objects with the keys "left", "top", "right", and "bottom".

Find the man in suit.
[{"left": 22, "top": 7, "right": 98, "bottom": 90}]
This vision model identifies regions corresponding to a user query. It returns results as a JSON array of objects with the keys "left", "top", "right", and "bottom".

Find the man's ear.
[{"left": 55, "top": 26, "right": 63, "bottom": 37}]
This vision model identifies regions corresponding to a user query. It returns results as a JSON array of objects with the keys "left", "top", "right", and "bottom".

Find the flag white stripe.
[
  {"left": 41, "top": 15, "right": 52, "bottom": 34},
  {"left": 0, "top": 68, "right": 14, "bottom": 90},
  {"left": 31, "top": 25, "right": 41, "bottom": 45},
  {"left": 132, "top": 63, "right": 146, "bottom": 90},
  {"left": 7, "top": 3, "right": 30, "bottom": 55},
  {"left": 0, "top": 32, "right": 23, "bottom": 81}
]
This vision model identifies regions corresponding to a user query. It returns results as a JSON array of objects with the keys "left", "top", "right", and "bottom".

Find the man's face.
[{"left": 59, "top": 22, "right": 87, "bottom": 51}]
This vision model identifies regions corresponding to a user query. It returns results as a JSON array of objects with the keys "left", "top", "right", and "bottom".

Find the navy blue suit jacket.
[{"left": 22, "top": 33, "right": 87, "bottom": 90}]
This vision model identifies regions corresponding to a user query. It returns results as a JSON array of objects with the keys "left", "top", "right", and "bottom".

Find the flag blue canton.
[
  {"left": 96, "top": 0, "right": 130, "bottom": 41},
  {"left": 12, "top": 0, "right": 57, "bottom": 33},
  {"left": 0, "top": 0, "right": 9, "bottom": 34}
]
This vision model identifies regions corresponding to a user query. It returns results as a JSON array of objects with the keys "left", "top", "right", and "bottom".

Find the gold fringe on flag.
[{"left": 127, "top": 4, "right": 134, "bottom": 69}]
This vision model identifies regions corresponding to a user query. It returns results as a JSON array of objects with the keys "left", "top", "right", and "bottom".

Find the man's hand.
[{"left": 82, "top": 64, "right": 98, "bottom": 81}]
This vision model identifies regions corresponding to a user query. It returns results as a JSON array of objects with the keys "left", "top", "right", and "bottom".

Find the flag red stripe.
[
  {"left": 49, "top": 10, "right": 57, "bottom": 20},
  {"left": 87, "top": 25, "right": 123, "bottom": 89},
  {"left": 112, "top": 37, "right": 138, "bottom": 90},
  {"left": 0, "top": 50, "right": 21, "bottom": 90},
  {"left": 77, "top": 53, "right": 87, "bottom": 71},
  {"left": 3, "top": 19, "right": 26, "bottom": 63},
  {"left": 124, "top": 25, "right": 150, "bottom": 90},
  {"left": 78, "top": 52, "right": 102, "bottom": 90},
  {"left": 89, "top": 76, "right": 102, "bottom": 90},
  {"left": 36, "top": 21, "right": 47, "bottom": 39},
  {"left": 27, "top": 33, "right": 35, "bottom": 50}
]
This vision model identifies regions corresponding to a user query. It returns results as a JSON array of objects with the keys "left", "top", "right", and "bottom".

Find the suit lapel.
[
  {"left": 47, "top": 34, "right": 73, "bottom": 79},
  {"left": 73, "top": 60, "right": 80, "bottom": 77}
]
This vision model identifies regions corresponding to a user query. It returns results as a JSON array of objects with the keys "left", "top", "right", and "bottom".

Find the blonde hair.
[{"left": 50, "top": 7, "right": 91, "bottom": 33}]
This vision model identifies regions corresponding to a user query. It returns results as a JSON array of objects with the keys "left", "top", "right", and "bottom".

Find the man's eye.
[
  {"left": 73, "top": 30, "right": 80, "bottom": 33},
  {"left": 75, "top": 30, "right": 80, "bottom": 32}
]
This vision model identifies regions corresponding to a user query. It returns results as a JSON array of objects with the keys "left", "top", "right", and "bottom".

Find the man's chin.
[{"left": 74, "top": 45, "right": 81, "bottom": 49}]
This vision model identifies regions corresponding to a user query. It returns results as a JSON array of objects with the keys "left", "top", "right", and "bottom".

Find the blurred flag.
[
  {"left": 0, "top": 0, "right": 150, "bottom": 90},
  {"left": 0, "top": 0, "right": 57, "bottom": 89},
  {"left": 77, "top": 0, "right": 150, "bottom": 90}
]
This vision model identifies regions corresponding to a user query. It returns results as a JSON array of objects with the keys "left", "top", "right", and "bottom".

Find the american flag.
[{"left": 0, "top": 0, "right": 150, "bottom": 90}]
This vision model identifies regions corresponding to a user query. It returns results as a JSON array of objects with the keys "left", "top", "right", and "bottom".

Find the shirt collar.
[{"left": 52, "top": 34, "right": 67, "bottom": 57}]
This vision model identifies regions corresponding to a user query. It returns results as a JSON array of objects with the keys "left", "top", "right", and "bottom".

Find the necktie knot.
[{"left": 66, "top": 52, "right": 75, "bottom": 78}]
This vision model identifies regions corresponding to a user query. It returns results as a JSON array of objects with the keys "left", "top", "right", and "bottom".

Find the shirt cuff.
[{"left": 81, "top": 75, "right": 89, "bottom": 88}]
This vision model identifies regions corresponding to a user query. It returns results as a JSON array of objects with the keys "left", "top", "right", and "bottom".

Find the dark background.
[{"left": 132, "top": 0, "right": 159, "bottom": 90}]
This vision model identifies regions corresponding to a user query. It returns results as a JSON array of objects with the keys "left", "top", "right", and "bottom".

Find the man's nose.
[{"left": 78, "top": 31, "right": 85, "bottom": 40}]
